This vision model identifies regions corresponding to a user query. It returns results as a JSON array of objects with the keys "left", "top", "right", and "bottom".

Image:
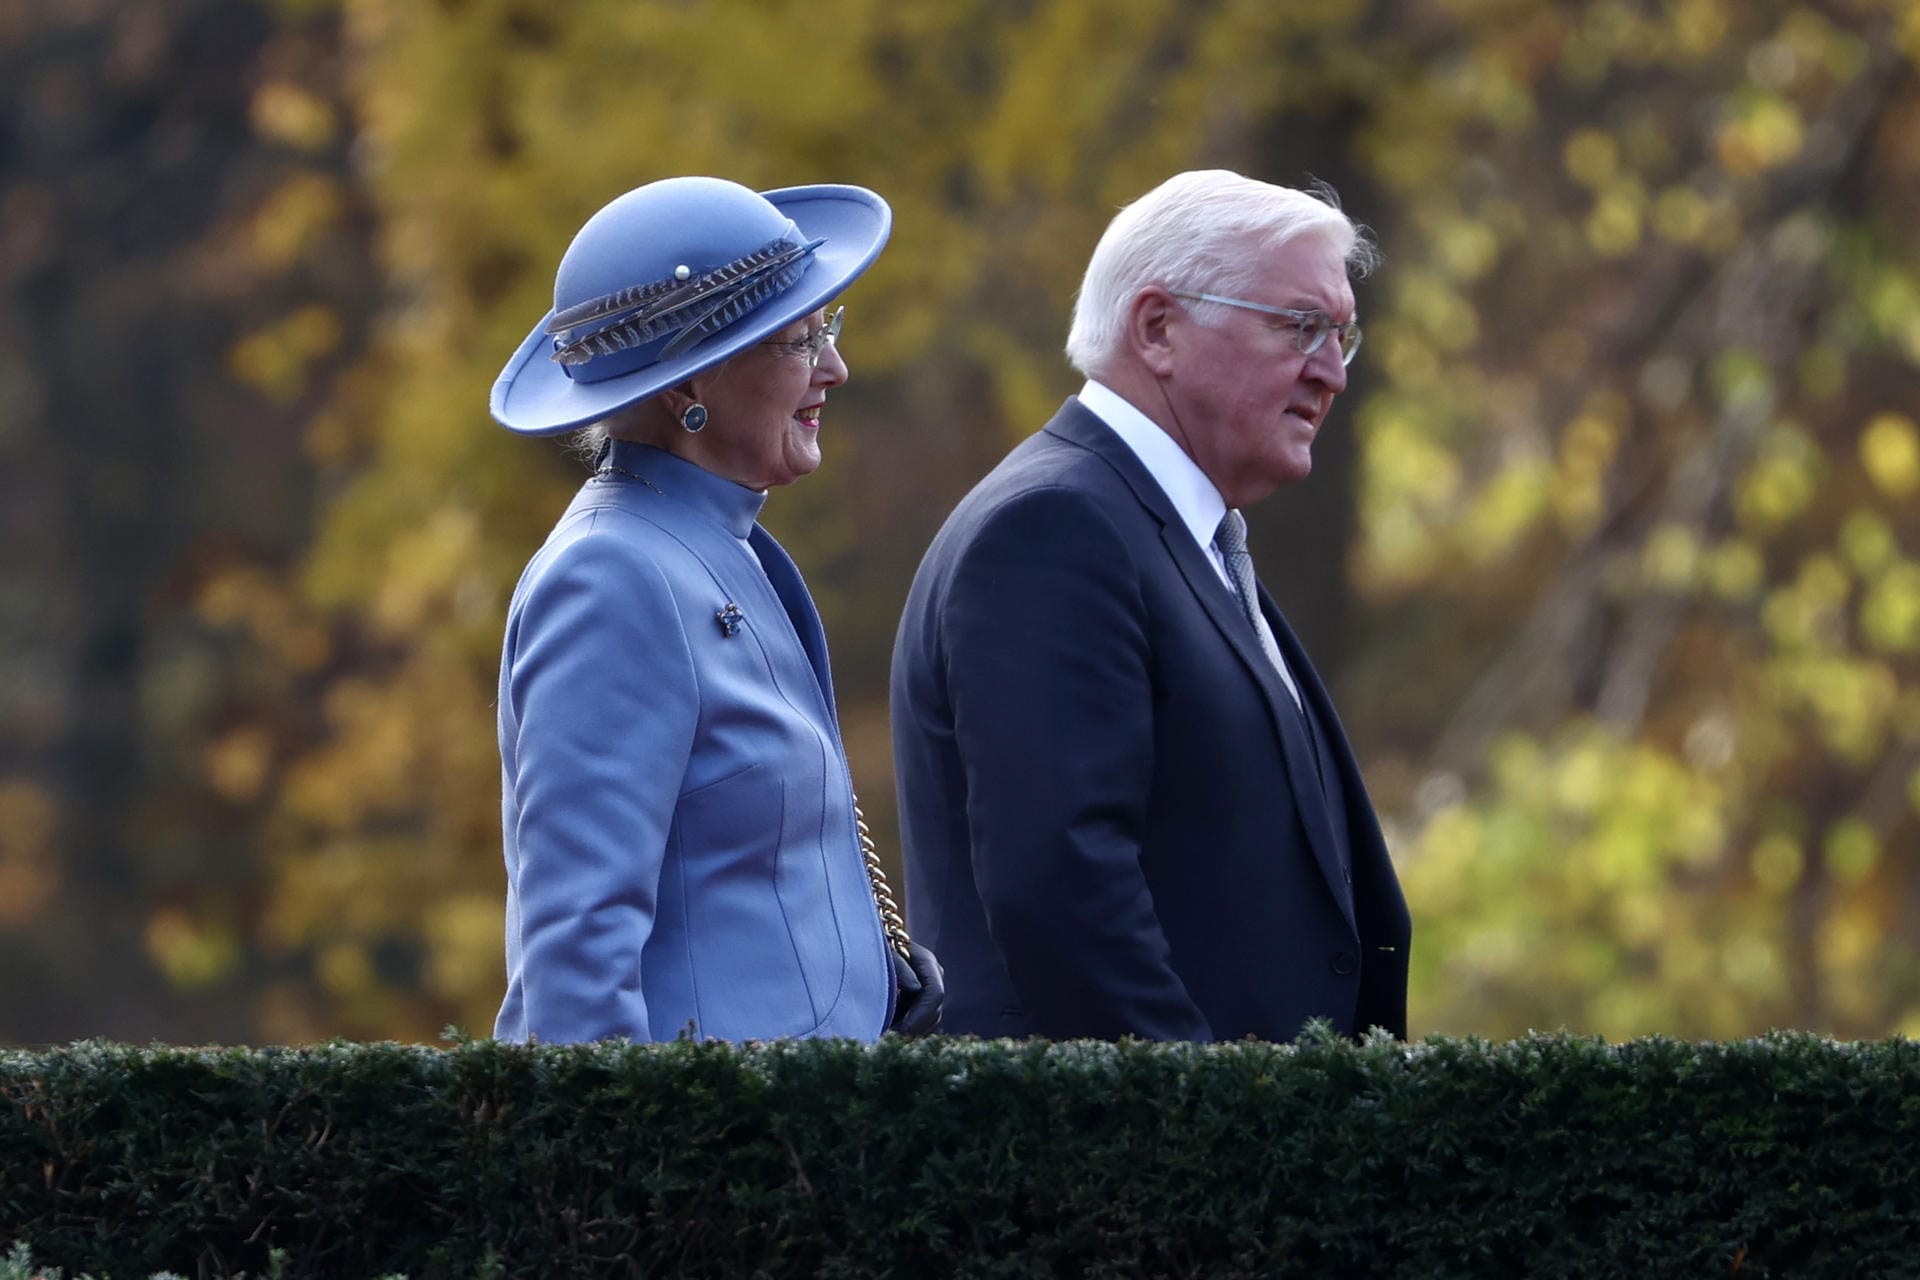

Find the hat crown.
[{"left": 554, "top": 177, "right": 796, "bottom": 314}]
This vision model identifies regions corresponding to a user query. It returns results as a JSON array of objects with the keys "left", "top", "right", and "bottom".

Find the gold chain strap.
[{"left": 853, "top": 796, "right": 912, "bottom": 961}]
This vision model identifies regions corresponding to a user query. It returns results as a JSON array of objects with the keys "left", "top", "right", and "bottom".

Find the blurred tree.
[
  {"left": 1347, "top": 0, "right": 1920, "bottom": 1040},
  {"left": 175, "top": 0, "right": 1920, "bottom": 1045},
  {"left": 0, "top": 0, "right": 378, "bottom": 1044}
]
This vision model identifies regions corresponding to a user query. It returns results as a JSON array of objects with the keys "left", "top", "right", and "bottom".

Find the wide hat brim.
[{"left": 490, "top": 183, "right": 891, "bottom": 437}]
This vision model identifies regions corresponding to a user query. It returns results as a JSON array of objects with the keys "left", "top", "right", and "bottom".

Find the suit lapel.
[
  {"left": 748, "top": 526, "right": 839, "bottom": 721},
  {"left": 1259, "top": 586, "right": 1361, "bottom": 927},
  {"left": 1045, "top": 400, "right": 1354, "bottom": 923}
]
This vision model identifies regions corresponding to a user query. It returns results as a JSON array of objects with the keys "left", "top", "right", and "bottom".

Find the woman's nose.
[{"left": 815, "top": 337, "right": 849, "bottom": 387}]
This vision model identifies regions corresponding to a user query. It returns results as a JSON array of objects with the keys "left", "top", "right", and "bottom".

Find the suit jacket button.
[{"left": 1330, "top": 951, "right": 1357, "bottom": 976}]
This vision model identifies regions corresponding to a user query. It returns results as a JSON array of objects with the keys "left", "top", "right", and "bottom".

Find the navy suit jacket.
[{"left": 891, "top": 398, "right": 1410, "bottom": 1042}]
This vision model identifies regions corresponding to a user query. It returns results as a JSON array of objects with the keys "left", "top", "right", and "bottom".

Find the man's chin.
[{"left": 1274, "top": 449, "right": 1313, "bottom": 487}]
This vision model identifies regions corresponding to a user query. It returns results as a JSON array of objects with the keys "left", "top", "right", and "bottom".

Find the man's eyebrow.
[{"left": 1285, "top": 296, "right": 1357, "bottom": 320}]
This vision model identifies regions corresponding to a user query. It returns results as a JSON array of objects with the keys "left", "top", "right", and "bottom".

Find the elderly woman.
[{"left": 487, "top": 176, "right": 940, "bottom": 1043}]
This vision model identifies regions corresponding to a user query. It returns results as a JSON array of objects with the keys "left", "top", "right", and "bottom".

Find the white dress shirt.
[{"left": 1078, "top": 379, "right": 1303, "bottom": 707}]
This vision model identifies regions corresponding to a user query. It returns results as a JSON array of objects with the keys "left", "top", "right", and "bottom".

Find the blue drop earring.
[{"left": 681, "top": 403, "right": 708, "bottom": 433}]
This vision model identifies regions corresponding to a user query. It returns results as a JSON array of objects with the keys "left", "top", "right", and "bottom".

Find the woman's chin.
[{"left": 787, "top": 435, "right": 824, "bottom": 479}]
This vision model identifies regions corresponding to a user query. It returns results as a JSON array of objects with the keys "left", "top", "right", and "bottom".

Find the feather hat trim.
[{"left": 545, "top": 232, "right": 825, "bottom": 366}]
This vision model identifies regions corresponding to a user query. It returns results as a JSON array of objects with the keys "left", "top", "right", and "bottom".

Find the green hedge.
[{"left": 3, "top": 1030, "right": 1918, "bottom": 1278}]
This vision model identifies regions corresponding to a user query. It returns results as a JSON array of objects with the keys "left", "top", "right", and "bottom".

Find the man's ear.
[{"left": 1126, "top": 286, "right": 1181, "bottom": 380}]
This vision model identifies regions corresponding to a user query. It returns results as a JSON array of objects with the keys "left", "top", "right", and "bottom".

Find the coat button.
[{"left": 1330, "top": 951, "right": 1357, "bottom": 976}]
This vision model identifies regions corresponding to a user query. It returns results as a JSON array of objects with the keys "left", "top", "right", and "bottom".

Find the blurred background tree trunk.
[{"left": 0, "top": 0, "right": 376, "bottom": 1042}]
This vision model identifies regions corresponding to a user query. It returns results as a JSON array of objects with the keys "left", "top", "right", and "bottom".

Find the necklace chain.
[{"left": 595, "top": 463, "right": 664, "bottom": 495}]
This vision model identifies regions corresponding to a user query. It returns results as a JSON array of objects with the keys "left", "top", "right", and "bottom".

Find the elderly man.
[{"left": 891, "top": 170, "right": 1410, "bottom": 1042}]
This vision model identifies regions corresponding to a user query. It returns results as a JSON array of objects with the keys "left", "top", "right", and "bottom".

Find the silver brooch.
[{"left": 715, "top": 602, "right": 744, "bottom": 637}]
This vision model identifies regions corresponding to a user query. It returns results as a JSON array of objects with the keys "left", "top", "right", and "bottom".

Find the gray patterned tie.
[{"left": 1216, "top": 509, "right": 1302, "bottom": 708}]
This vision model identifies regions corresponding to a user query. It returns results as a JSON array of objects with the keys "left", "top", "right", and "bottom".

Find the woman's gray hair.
[
  {"left": 567, "top": 393, "right": 655, "bottom": 466},
  {"left": 566, "top": 424, "right": 609, "bottom": 467},
  {"left": 1063, "top": 170, "right": 1380, "bottom": 379}
]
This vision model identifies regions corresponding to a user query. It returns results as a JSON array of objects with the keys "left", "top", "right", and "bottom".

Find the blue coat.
[
  {"left": 495, "top": 440, "right": 894, "bottom": 1044},
  {"left": 891, "top": 399, "right": 1411, "bottom": 1042}
]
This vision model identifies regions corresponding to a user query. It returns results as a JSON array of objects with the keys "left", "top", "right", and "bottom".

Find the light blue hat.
[{"left": 490, "top": 176, "right": 891, "bottom": 436}]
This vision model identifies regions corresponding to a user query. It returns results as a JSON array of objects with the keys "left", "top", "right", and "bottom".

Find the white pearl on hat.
[{"left": 674, "top": 264, "right": 691, "bottom": 281}]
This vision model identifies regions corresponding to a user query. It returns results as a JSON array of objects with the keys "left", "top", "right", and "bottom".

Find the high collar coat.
[{"left": 495, "top": 441, "right": 893, "bottom": 1044}]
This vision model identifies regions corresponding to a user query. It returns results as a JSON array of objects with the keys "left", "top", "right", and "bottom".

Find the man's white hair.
[{"left": 1064, "top": 169, "right": 1379, "bottom": 379}]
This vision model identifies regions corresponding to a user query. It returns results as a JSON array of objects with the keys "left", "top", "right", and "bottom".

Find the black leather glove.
[{"left": 888, "top": 940, "right": 944, "bottom": 1036}]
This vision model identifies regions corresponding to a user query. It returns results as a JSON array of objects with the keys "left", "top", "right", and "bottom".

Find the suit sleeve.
[
  {"left": 941, "top": 486, "right": 1212, "bottom": 1041},
  {"left": 504, "top": 527, "right": 698, "bottom": 1043}
]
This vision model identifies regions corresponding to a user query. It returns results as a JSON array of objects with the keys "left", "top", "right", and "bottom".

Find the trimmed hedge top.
[{"left": 5, "top": 1030, "right": 1920, "bottom": 1278}]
